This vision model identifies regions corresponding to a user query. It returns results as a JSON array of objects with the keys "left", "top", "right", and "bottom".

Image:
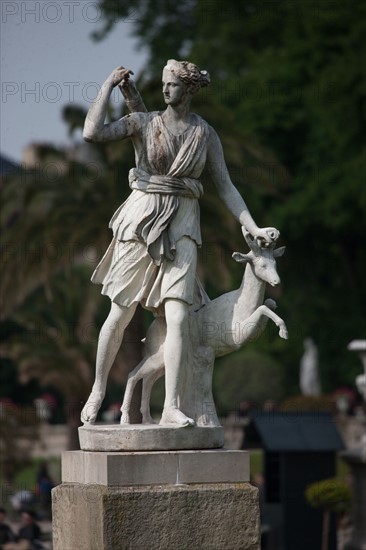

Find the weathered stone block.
[
  {"left": 52, "top": 482, "right": 260, "bottom": 550},
  {"left": 54, "top": 449, "right": 259, "bottom": 549}
]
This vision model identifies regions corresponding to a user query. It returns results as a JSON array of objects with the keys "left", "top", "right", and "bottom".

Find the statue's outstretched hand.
[
  {"left": 108, "top": 66, "right": 134, "bottom": 88},
  {"left": 254, "top": 227, "right": 280, "bottom": 246}
]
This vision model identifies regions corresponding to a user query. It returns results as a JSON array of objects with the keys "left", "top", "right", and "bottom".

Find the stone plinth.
[
  {"left": 79, "top": 424, "right": 224, "bottom": 451},
  {"left": 53, "top": 481, "right": 259, "bottom": 550},
  {"left": 341, "top": 449, "right": 366, "bottom": 550},
  {"left": 52, "top": 449, "right": 260, "bottom": 550},
  {"left": 62, "top": 449, "right": 249, "bottom": 486}
]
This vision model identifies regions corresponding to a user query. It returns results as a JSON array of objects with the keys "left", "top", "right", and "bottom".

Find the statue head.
[{"left": 163, "top": 59, "right": 210, "bottom": 96}]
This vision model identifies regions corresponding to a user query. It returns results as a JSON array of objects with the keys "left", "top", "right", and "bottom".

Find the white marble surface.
[
  {"left": 79, "top": 424, "right": 224, "bottom": 452},
  {"left": 62, "top": 448, "right": 249, "bottom": 486}
]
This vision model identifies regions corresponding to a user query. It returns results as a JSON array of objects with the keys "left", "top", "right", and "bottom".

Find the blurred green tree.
[
  {"left": 94, "top": 0, "right": 366, "bottom": 393},
  {"left": 0, "top": 110, "right": 144, "bottom": 446}
]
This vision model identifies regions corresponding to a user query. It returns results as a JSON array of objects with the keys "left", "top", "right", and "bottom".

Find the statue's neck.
[{"left": 164, "top": 100, "right": 191, "bottom": 123}]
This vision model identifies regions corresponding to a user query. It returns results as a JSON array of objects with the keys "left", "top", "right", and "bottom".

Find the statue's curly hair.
[{"left": 164, "top": 59, "right": 210, "bottom": 94}]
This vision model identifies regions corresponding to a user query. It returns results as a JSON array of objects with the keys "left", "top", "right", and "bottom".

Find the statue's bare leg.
[
  {"left": 81, "top": 301, "right": 137, "bottom": 423},
  {"left": 160, "top": 299, "right": 195, "bottom": 427}
]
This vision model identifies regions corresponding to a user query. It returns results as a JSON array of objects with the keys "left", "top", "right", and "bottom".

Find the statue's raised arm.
[
  {"left": 83, "top": 66, "right": 143, "bottom": 142},
  {"left": 118, "top": 68, "right": 147, "bottom": 113}
]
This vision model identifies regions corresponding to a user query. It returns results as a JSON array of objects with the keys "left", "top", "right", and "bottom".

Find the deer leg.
[
  {"left": 141, "top": 360, "right": 165, "bottom": 424},
  {"left": 121, "top": 318, "right": 166, "bottom": 424},
  {"left": 256, "top": 304, "right": 288, "bottom": 339},
  {"left": 120, "top": 358, "right": 149, "bottom": 424},
  {"left": 240, "top": 305, "right": 288, "bottom": 344}
]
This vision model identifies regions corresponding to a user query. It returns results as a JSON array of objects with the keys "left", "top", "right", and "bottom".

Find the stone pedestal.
[
  {"left": 342, "top": 449, "right": 366, "bottom": 550},
  {"left": 52, "top": 449, "right": 260, "bottom": 550}
]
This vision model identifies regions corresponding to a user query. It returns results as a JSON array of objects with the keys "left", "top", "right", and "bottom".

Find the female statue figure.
[{"left": 81, "top": 59, "right": 279, "bottom": 427}]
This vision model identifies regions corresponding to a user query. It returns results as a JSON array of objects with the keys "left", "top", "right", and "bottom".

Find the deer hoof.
[
  {"left": 142, "top": 414, "right": 157, "bottom": 424},
  {"left": 279, "top": 326, "right": 288, "bottom": 339},
  {"left": 120, "top": 411, "right": 130, "bottom": 424}
]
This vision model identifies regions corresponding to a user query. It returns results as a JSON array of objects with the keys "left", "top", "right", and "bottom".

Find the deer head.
[{"left": 232, "top": 230, "right": 285, "bottom": 287}]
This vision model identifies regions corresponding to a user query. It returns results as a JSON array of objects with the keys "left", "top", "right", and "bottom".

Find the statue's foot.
[
  {"left": 160, "top": 407, "right": 195, "bottom": 427},
  {"left": 81, "top": 391, "right": 104, "bottom": 424}
]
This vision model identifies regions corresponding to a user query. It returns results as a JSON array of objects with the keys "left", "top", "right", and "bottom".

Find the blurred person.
[
  {"left": 2, "top": 510, "right": 45, "bottom": 550},
  {"left": 238, "top": 400, "right": 251, "bottom": 418},
  {"left": 35, "top": 462, "right": 54, "bottom": 519},
  {"left": 16, "top": 510, "right": 44, "bottom": 550},
  {"left": 0, "top": 507, "right": 16, "bottom": 547},
  {"left": 8, "top": 493, "right": 33, "bottom": 516},
  {"left": 263, "top": 400, "right": 277, "bottom": 412}
]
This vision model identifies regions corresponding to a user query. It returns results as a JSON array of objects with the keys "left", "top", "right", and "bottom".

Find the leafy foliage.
[
  {"left": 0, "top": 403, "right": 40, "bottom": 483},
  {"left": 305, "top": 478, "right": 352, "bottom": 514},
  {"left": 0, "top": 113, "right": 140, "bottom": 445},
  {"left": 213, "top": 349, "right": 285, "bottom": 412},
  {"left": 95, "top": 0, "right": 366, "bottom": 394}
]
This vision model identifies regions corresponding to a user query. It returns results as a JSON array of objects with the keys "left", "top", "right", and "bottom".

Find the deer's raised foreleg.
[
  {"left": 252, "top": 304, "right": 288, "bottom": 339},
  {"left": 233, "top": 303, "right": 288, "bottom": 348}
]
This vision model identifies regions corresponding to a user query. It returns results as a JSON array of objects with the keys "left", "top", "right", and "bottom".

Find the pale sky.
[{"left": 1, "top": 0, "right": 147, "bottom": 162}]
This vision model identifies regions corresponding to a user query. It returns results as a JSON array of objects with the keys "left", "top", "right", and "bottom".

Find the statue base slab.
[
  {"left": 53, "top": 449, "right": 260, "bottom": 550},
  {"left": 79, "top": 423, "right": 224, "bottom": 451},
  {"left": 62, "top": 449, "right": 249, "bottom": 486}
]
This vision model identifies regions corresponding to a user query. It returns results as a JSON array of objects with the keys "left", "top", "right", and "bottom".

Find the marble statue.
[
  {"left": 81, "top": 60, "right": 283, "bottom": 428},
  {"left": 348, "top": 340, "right": 366, "bottom": 403},
  {"left": 299, "top": 337, "right": 321, "bottom": 396}
]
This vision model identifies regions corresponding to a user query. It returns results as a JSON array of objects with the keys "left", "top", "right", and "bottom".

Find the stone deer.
[{"left": 120, "top": 230, "right": 288, "bottom": 426}]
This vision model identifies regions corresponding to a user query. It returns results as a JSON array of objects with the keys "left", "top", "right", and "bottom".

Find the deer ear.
[
  {"left": 232, "top": 252, "right": 250, "bottom": 263},
  {"left": 273, "top": 246, "right": 286, "bottom": 258}
]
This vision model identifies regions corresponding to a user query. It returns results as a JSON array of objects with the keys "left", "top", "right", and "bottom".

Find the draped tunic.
[{"left": 91, "top": 111, "right": 210, "bottom": 313}]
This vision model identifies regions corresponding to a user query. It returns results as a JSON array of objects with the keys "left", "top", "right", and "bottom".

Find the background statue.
[
  {"left": 348, "top": 340, "right": 366, "bottom": 404},
  {"left": 81, "top": 60, "right": 280, "bottom": 427},
  {"left": 300, "top": 337, "right": 321, "bottom": 396}
]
